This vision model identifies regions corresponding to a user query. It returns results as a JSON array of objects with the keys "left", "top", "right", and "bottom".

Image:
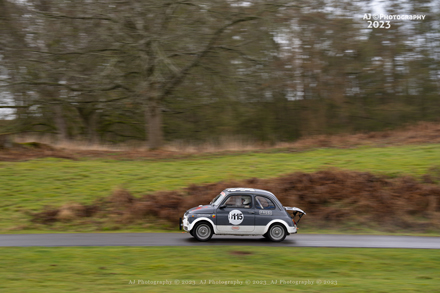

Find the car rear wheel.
[
  {"left": 267, "top": 224, "right": 286, "bottom": 242},
  {"left": 193, "top": 222, "right": 213, "bottom": 242}
]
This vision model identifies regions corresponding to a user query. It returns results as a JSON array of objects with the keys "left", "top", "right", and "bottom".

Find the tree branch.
[
  {"left": 34, "top": 10, "right": 117, "bottom": 23},
  {"left": 0, "top": 105, "right": 29, "bottom": 108},
  {"left": 28, "top": 48, "right": 122, "bottom": 56},
  {"left": 159, "top": 16, "right": 258, "bottom": 99},
  {"left": 2, "top": 81, "right": 134, "bottom": 93}
]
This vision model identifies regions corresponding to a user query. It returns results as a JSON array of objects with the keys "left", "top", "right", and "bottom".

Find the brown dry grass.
[
  {"left": 30, "top": 168, "right": 440, "bottom": 232},
  {"left": 286, "top": 121, "right": 440, "bottom": 149},
  {"left": 0, "top": 142, "right": 78, "bottom": 161},
  {"left": 3, "top": 121, "right": 440, "bottom": 161}
]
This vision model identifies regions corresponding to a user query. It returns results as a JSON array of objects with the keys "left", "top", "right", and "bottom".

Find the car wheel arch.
[
  {"left": 189, "top": 217, "right": 218, "bottom": 234},
  {"left": 262, "top": 220, "right": 290, "bottom": 235}
]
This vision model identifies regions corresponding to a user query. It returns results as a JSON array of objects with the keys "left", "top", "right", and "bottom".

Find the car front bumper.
[{"left": 182, "top": 216, "right": 190, "bottom": 232}]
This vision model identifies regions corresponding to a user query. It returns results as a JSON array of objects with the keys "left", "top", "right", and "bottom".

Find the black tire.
[
  {"left": 267, "top": 224, "right": 287, "bottom": 242},
  {"left": 193, "top": 222, "right": 213, "bottom": 242}
]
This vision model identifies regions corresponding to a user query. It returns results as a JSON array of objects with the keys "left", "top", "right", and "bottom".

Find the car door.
[
  {"left": 254, "top": 195, "right": 278, "bottom": 234},
  {"left": 216, "top": 194, "right": 255, "bottom": 233}
]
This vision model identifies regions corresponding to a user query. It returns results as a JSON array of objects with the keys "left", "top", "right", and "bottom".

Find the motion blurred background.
[{"left": 1, "top": 0, "right": 439, "bottom": 150}]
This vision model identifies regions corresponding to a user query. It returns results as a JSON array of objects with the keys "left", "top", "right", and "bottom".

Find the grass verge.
[
  {"left": 0, "top": 246, "right": 439, "bottom": 292},
  {"left": 1, "top": 143, "right": 440, "bottom": 233}
]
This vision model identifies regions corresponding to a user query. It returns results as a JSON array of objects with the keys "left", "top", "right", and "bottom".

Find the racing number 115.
[{"left": 229, "top": 213, "right": 243, "bottom": 220}]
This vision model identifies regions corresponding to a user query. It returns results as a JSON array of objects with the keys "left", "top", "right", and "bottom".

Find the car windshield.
[{"left": 210, "top": 192, "right": 226, "bottom": 206}]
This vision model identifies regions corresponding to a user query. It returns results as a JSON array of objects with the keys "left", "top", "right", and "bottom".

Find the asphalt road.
[{"left": 1, "top": 233, "right": 440, "bottom": 248}]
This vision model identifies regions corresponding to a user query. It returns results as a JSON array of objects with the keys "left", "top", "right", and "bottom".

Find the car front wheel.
[
  {"left": 193, "top": 222, "right": 213, "bottom": 242},
  {"left": 267, "top": 224, "right": 287, "bottom": 242}
]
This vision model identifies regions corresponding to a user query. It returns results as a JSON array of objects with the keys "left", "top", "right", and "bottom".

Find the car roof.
[
  {"left": 222, "top": 188, "right": 283, "bottom": 209},
  {"left": 223, "top": 187, "right": 277, "bottom": 198}
]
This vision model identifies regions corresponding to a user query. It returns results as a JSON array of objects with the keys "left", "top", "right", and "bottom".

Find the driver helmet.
[{"left": 242, "top": 197, "right": 251, "bottom": 205}]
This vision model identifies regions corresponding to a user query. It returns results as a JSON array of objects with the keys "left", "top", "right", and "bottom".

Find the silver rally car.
[{"left": 181, "top": 188, "right": 305, "bottom": 242}]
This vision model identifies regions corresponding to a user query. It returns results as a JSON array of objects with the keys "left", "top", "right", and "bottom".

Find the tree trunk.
[
  {"left": 77, "top": 105, "right": 99, "bottom": 145},
  {"left": 145, "top": 98, "right": 163, "bottom": 150},
  {"left": 53, "top": 104, "right": 68, "bottom": 142},
  {"left": 88, "top": 111, "right": 98, "bottom": 145},
  {"left": 0, "top": 134, "right": 13, "bottom": 149}
]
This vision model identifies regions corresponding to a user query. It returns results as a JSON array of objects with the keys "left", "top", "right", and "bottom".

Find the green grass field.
[
  {"left": 1, "top": 144, "right": 440, "bottom": 292},
  {"left": 1, "top": 143, "right": 440, "bottom": 232},
  {"left": 1, "top": 246, "right": 439, "bottom": 292}
]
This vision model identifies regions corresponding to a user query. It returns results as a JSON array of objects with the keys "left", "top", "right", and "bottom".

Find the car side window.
[
  {"left": 223, "top": 195, "right": 252, "bottom": 209},
  {"left": 255, "top": 196, "right": 275, "bottom": 210}
]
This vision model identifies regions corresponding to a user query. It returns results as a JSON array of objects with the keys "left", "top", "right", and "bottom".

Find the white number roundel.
[{"left": 228, "top": 210, "right": 244, "bottom": 225}]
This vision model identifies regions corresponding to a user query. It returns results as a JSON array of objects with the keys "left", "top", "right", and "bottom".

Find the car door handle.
[{"left": 249, "top": 211, "right": 255, "bottom": 214}]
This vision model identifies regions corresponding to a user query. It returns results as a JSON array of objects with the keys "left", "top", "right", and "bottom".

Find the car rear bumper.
[{"left": 287, "top": 225, "right": 297, "bottom": 234}]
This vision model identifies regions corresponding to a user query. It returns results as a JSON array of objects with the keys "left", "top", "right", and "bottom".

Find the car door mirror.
[{"left": 219, "top": 204, "right": 226, "bottom": 209}]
